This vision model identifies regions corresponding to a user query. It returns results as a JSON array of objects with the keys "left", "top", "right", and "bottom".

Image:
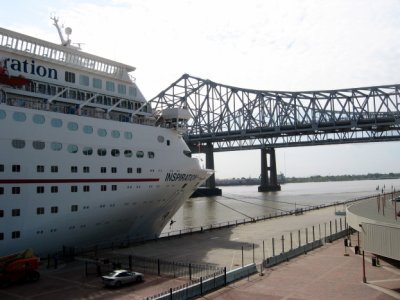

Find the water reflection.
[{"left": 163, "top": 179, "right": 400, "bottom": 233}]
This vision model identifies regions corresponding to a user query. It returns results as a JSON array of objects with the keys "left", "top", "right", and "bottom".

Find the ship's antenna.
[
  {"left": 50, "top": 15, "right": 81, "bottom": 50},
  {"left": 51, "top": 15, "right": 70, "bottom": 46}
]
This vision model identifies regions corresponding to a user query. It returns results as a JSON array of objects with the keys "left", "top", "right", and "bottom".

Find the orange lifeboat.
[{"left": 0, "top": 66, "right": 31, "bottom": 87}]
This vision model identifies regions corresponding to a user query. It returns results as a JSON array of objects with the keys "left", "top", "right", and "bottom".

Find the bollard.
[
  {"left": 290, "top": 232, "right": 293, "bottom": 250},
  {"left": 272, "top": 238, "right": 275, "bottom": 256}
]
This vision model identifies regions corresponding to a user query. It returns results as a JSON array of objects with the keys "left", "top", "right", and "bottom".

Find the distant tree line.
[{"left": 215, "top": 173, "right": 400, "bottom": 186}]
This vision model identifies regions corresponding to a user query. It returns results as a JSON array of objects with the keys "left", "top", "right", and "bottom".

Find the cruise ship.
[{"left": 0, "top": 18, "right": 212, "bottom": 257}]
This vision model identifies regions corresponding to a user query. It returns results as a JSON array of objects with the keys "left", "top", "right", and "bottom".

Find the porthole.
[
  {"left": 83, "top": 147, "right": 93, "bottom": 155},
  {"left": 51, "top": 142, "right": 62, "bottom": 151},
  {"left": 0, "top": 110, "right": 6, "bottom": 119},
  {"left": 124, "top": 150, "right": 133, "bottom": 157},
  {"left": 13, "top": 112, "right": 26, "bottom": 122},
  {"left": 124, "top": 131, "right": 132, "bottom": 140},
  {"left": 97, "top": 128, "right": 107, "bottom": 137},
  {"left": 32, "top": 141, "right": 45, "bottom": 150},
  {"left": 12, "top": 139, "right": 25, "bottom": 149},
  {"left": 51, "top": 118, "right": 63, "bottom": 128},
  {"left": 32, "top": 114, "right": 45, "bottom": 124},
  {"left": 136, "top": 151, "right": 144, "bottom": 158},
  {"left": 111, "top": 130, "right": 120, "bottom": 138},
  {"left": 97, "top": 148, "right": 107, "bottom": 156},
  {"left": 157, "top": 135, "right": 165, "bottom": 143},
  {"left": 67, "top": 144, "right": 78, "bottom": 153},
  {"left": 111, "top": 149, "right": 120, "bottom": 157},
  {"left": 67, "top": 122, "right": 78, "bottom": 131},
  {"left": 83, "top": 125, "right": 93, "bottom": 134},
  {"left": 148, "top": 151, "right": 155, "bottom": 159}
]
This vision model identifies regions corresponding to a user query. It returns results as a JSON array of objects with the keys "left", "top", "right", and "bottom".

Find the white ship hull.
[{"left": 0, "top": 24, "right": 212, "bottom": 257}]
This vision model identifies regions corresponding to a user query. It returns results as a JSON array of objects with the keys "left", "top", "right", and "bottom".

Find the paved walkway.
[{"left": 200, "top": 234, "right": 400, "bottom": 300}]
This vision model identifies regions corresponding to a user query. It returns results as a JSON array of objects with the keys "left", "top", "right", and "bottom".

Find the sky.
[{"left": 3, "top": 0, "right": 400, "bottom": 178}]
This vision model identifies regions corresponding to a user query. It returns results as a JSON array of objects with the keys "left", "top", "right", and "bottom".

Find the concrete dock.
[{"left": 1, "top": 203, "right": 399, "bottom": 299}]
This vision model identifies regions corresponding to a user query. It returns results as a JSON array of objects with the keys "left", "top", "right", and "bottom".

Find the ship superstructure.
[{"left": 0, "top": 19, "right": 212, "bottom": 256}]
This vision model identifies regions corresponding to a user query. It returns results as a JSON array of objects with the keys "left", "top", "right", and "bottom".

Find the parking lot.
[{"left": 0, "top": 261, "right": 190, "bottom": 299}]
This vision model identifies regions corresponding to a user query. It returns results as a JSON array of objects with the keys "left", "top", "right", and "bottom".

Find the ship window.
[
  {"left": 37, "top": 207, "right": 45, "bottom": 215},
  {"left": 118, "top": 84, "right": 126, "bottom": 95},
  {"left": 51, "top": 166, "right": 58, "bottom": 173},
  {"left": 157, "top": 135, "right": 165, "bottom": 143},
  {"left": 0, "top": 110, "right": 6, "bottom": 119},
  {"left": 51, "top": 118, "right": 63, "bottom": 128},
  {"left": 83, "top": 147, "right": 93, "bottom": 156},
  {"left": 37, "top": 186, "right": 45, "bottom": 193},
  {"left": 0, "top": 233, "right": 3, "bottom": 240},
  {"left": 167, "top": 140, "right": 170, "bottom": 146},
  {"left": 101, "top": 167, "right": 106, "bottom": 173},
  {"left": 32, "top": 114, "right": 45, "bottom": 124},
  {"left": 93, "top": 78, "right": 102, "bottom": 89},
  {"left": 106, "top": 81, "right": 115, "bottom": 92},
  {"left": 136, "top": 151, "right": 144, "bottom": 158},
  {"left": 129, "top": 86, "right": 136, "bottom": 97},
  {"left": 51, "top": 206, "right": 58, "bottom": 214},
  {"left": 71, "top": 186, "right": 78, "bottom": 192},
  {"left": 124, "top": 150, "right": 133, "bottom": 157},
  {"left": 111, "top": 130, "right": 120, "bottom": 138},
  {"left": 101, "top": 185, "right": 107, "bottom": 191},
  {"left": 71, "top": 205, "right": 78, "bottom": 212},
  {"left": 65, "top": 71, "right": 75, "bottom": 83},
  {"left": 79, "top": 75, "right": 89, "bottom": 86},
  {"left": 51, "top": 186, "right": 58, "bottom": 193},
  {"left": 12, "top": 165, "right": 20, "bottom": 172},
  {"left": 32, "top": 141, "right": 45, "bottom": 150},
  {"left": 97, "top": 128, "right": 107, "bottom": 137},
  {"left": 83, "top": 185, "right": 90, "bottom": 192},
  {"left": 111, "top": 167, "right": 117, "bottom": 173},
  {"left": 0, "top": 165, "right": 3, "bottom": 172},
  {"left": 137, "top": 168, "right": 142, "bottom": 174},
  {"left": 83, "top": 125, "right": 93, "bottom": 134},
  {"left": 97, "top": 148, "right": 107, "bottom": 156},
  {"left": 148, "top": 151, "right": 155, "bottom": 159},
  {"left": 12, "top": 139, "right": 26, "bottom": 149},
  {"left": 12, "top": 209, "right": 20, "bottom": 216},
  {"left": 83, "top": 166, "right": 90, "bottom": 173},
  {"left": 0, "top": 187, "right": 3, "bottom": 194},
  {"left": 0, "top": 210, "right": 3, "bottom": 217},
  {"left": 127, "top": 167, "right": 132, "bottom": 173},
  {"left": 51, "top": 142, "right": 62, "bottom": 151},
  {"left": 67, "top": 144, "right": 78, "bottom": 153},
  {"left": 71, "top": 166, "right": 78, "bottom": 173},
  {"left": 37, "top": 165, "right": 45, "bottom": 172},
  {"left": 67, "top": 122, "right": 79, "bottom": 131},
  {"left": 11, "top": 231, "right": 20, "bottom": 239},
  {"left": 124, "top": 131, "right": 132, "bottom": 140},
  {"left": 111, "top": 149, "right": 120, "bottom": 157},
  {"left": 13, "top": 112, "right": 26, "bottom": 122},
  {"left": 112, "top": 185, "right": 117, "bottom": 191},
  {"left": 12, "top": 187, "right": 20, "bottom": 194}
]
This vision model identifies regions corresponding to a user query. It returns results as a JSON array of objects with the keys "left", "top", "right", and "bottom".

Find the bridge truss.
[{"left": 150, "top": 74, "right": 400, "bottom": 151}]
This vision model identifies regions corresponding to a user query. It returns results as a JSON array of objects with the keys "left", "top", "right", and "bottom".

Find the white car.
[{"left": 102, "top": 270, "right": 144, "bottom": 287}]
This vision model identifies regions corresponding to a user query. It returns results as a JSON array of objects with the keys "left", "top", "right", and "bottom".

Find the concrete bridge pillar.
[
  {"left": 191, "top": 142, "right": 222, "bottom": 197},
  {"left": 258, "top": 147, "right": 281, "bottom": 192}
]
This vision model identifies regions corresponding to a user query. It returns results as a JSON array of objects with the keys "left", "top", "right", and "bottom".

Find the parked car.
[
  {"left": 102, "top": 270, "right": 144, "bottom": 287},
  {"left": 392, "top": 196, "right": 400, "bottom": 202}
]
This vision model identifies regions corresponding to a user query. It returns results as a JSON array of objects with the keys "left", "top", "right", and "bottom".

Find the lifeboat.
[{"left": 0, "top": 66, "right": 31, "bottom": 87}]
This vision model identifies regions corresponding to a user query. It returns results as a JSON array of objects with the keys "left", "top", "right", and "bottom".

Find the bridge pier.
[
  {"left": 258, "top": 147, "right": 281, "bottom": 192},
  {"left": 191, "top": 142, "right": 222, "bottom": 197}
]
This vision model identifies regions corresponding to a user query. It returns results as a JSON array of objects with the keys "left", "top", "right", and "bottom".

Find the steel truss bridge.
[{"left": 150, "top": 74, "right": 400, "bottom": 192}]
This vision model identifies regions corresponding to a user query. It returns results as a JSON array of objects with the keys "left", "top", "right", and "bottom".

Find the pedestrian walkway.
[{"left": 200, "top": 234, "right": 400, "bottom": 300}]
